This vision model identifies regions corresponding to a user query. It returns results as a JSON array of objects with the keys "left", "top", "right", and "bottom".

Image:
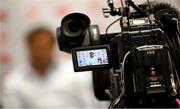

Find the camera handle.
[
  {"left": 103, "top": 0, "right": 124, "bottom": 18},
  {"left": 126, "top": 0, "right": 147, "bottom": 17},
  {"left": 103, "top": 0, "right": 148, "bottom": 18}
]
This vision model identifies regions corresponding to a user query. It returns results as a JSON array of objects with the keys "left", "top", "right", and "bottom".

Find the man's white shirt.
[
  {"left": 87, "top": 57, "right": 99, "bottom": 66},
  {"left": 1, "top": 59, "right": 109, "bottom": 108}
]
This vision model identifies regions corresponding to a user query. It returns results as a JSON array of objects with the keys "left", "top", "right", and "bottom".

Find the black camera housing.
[{"left": 56, "top": 1, "right": 180, "bottom": 108}]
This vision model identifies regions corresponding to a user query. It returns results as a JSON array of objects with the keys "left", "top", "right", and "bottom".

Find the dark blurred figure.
[
  {"left": 26, "top": 28, "right": 55, "bottom": 77},
  {"left": 1, "top": 27, "right": 108, "bottom": 108}
]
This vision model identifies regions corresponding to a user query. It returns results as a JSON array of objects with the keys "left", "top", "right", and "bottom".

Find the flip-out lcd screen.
[{"left": 72, "top": 45, "right": 110, "bottom": 71}]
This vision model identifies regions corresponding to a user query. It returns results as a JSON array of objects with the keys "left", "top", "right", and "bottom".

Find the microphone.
[{"left": 152, "top": 2, "right": 180, "bottom": 33}]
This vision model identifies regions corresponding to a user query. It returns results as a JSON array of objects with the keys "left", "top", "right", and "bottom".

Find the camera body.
[{"left": 57, "top": 0, "right": 179, "bottom": 108}]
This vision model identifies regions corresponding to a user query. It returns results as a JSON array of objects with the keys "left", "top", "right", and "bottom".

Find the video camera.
[{"left": 57, "top": 0, "right": 180, "bottom": 108}]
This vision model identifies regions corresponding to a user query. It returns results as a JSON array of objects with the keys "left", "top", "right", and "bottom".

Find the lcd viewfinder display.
[
  {"left": 76, "top": 49, "right": 109, "bottom": 67},
  {"left": 72, "top": 45, "right": 110, "bottom": 71}
]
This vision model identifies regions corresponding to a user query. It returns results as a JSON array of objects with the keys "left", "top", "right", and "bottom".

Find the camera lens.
[
  {"left": 59, "top": 13, "right": 90, "bottom": 47},
  {"left": 68, "top": 21, "right": 81, "bottom": 33}
]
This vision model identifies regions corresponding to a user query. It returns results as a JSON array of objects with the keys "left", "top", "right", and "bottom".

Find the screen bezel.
[{"left": 72, "top": 45, "right": 111, "bottom": 72}]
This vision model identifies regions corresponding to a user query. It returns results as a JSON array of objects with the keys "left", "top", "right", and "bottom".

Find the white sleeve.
[
  {"left": 1, "top": 70, "right": 25, "bottom": 108},
  {"left": 1, "top": 86, "right": 25, "bottom": 108},
  {"left": 72, "top": 72, "right": 110, "bottom": 108}
]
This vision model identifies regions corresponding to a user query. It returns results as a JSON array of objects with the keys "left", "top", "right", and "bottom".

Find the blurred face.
[{"left": 28, "top": 32, "right": 55, "bottom": 65}]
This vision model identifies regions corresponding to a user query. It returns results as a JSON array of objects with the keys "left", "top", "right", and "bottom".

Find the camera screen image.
[{"left": 76, "top": 49, "right": 109, "bottom": 67}]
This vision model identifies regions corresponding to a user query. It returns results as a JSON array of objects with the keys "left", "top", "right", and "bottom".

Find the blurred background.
[{"left": 0, "top": 0, "right": 180, "bottom": 108}]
